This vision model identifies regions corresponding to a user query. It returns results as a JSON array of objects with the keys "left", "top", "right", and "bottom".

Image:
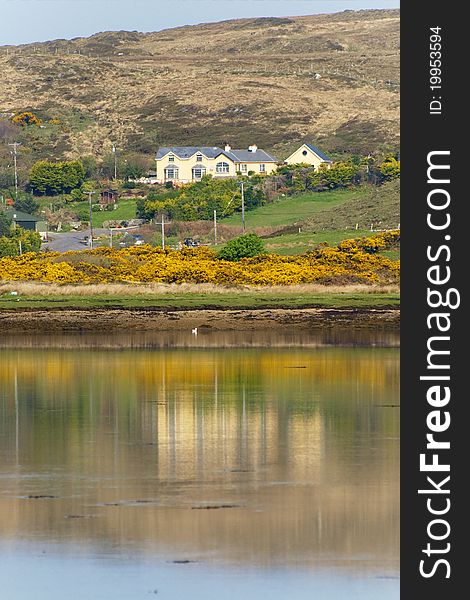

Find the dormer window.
[
  {"left": 168, "top": 155, "right": 175, "bottom": 162},
  {"left": 196, "top": 154, "right": 203, "bottom": 162}
]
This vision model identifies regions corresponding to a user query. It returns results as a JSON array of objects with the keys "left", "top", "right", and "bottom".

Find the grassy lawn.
[
  {"left": 222, "top": 187, "right": 364, "bottom": 228},
  {"left": 35, "top": 197, "right": 138, "bottom": 227},
  {"left": 0, "top": 292, "right": 399, "bottom": 310},
  {"left": 263, "top": 229, "right": 372, "bottom": 255},
  {"left": 72, "top": 198, "right": 138, "bottom": 227},
  {"left": 222, "top": 181, "right": 400, "bottom": 234},
  {"left": 0, "top": 283, "right": 399, "bottom": 310}
]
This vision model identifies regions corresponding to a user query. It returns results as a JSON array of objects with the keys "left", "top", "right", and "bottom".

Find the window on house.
[
  {"left": 241, "top": 164, "right": 248, "bottom": 172},
  {"left": 259, "top": 164, "right": 266, "bottom": 172},
  {"left": 168, "top": 155, "right": 175, "bottom": 162},
  {"left": 165, "top": 168, "right": 178, "bottom": 180},
  {"left": 196, "top": 154, "right": 203, "bottom": 162},
  {"left": 302, "top": 150, "right": 308, "bottom": 156},
  {"left": 192, "top": 167, "right": 206, "bottom": 180},
  {"left": 216, "top": 162, "right": 230, "bottom": 173}
]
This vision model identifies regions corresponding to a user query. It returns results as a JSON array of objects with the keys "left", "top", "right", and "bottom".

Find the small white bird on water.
[{"left": 191, "top": 327, "right": 198, "bottom": 335}]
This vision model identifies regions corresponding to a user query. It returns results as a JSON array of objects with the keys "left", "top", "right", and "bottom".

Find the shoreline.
[{"left": 0, "top": 306, "right": 400, "bottom": 333}]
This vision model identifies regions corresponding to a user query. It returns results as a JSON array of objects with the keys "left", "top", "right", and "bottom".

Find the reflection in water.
[{"left": 0, "top": 333, "right": 399, "bottom": 597}]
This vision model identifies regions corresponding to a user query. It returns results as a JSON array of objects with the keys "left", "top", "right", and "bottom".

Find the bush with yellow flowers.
[{"left": 0, "top": 232, "right": 400, "bottom": 286}]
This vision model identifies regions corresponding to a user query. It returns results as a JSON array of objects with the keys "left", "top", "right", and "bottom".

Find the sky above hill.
[{"left": 1, "top": 0, "right": 399, "bottom": 45}]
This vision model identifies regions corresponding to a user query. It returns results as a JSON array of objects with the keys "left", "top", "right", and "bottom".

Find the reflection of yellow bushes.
[{"left": 0, "top": 232, "right": 400, "bottom": 285}]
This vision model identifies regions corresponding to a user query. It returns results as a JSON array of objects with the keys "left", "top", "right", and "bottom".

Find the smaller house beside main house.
[
  {"left": 155, "top": 145, "right": 278, "bottom": 184},
  {"left": 5, "top": 209, "right": 48, "bottom": 241},
  {"left": 284, "top": 144, "right": 333, "bottom": 169}
]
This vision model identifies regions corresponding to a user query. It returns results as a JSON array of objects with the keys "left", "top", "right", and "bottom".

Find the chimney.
[
  {"left": 224, "top": 143, "right": 232, "bottom": 152},
  {"left": 248, "top": 144, "right": 258, "bottom": 153}
]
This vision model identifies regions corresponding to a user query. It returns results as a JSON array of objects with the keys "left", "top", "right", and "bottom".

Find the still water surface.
[{"left": 0, "top": 331, "right": 399, "bottom": 599}]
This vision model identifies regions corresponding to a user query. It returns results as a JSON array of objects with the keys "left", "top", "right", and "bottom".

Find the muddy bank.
[{"left": 0, "top": 306, "right": 400, "bottom": 333}]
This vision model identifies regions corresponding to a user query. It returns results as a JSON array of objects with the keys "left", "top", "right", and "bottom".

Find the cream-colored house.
[
  {"left": 155, "top": 144, "right": 278, "bottom": 184},
  {"left": 284, "top": 144, "right": 332, "bottom": 170}
]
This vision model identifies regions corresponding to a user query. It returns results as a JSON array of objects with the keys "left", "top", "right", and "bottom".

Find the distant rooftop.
[
  {"left": 305, "top": 144, "right": 332, "bottom": 162},
  {"left": 156, "top": 147, "right": 229, "bottom": 160},
  {"left": 156, "top": 146, "right": 277, "bottom": 163},
  {"left": 4, "top": 208, "right": 41, "bottom": 222}
]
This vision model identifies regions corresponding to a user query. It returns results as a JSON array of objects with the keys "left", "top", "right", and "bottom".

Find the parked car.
[
  {"left": 183, "top": 237, "right": 199, "bottom": 247},
  {"left": 119, "top": 233, "right": 144, "bottom": 247}
]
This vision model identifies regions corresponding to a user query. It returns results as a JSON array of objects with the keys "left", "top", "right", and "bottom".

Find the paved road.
[{"left": 43, "top": 229, "right": 108, "bottom": 252}]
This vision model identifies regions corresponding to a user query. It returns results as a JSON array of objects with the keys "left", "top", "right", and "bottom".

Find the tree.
[
  {"left": 0, "top": 168, "right": 15, "bottom": 189},
  {"left": 218, "top": 233, "right": 265, "bottom": 261},
  {"left": 9, "top": 227, "right": 42, "bottom": 252},
  {"left": 0, "top": 224, "right": 41, "bottom": 257},
  {"left": 14, "top": 195, "right": 40, "bottom": 215},
  {"left": 69, "top": 188, "right": 85, "bottom": 202},
  {"left": 80, "top": 156, "right": 98, "bottom": 179},
  {"left": 379, "top": 156, "right": 400, "bottom": 181},
  {"left": 29, "top": 160, "right": 86, "bottom": 195},
  {"left": 307, "top": 162, "right": 360, "bottom": 190},
  {"left": 0, "top": 211, "right": 12, "bottom": 236}
]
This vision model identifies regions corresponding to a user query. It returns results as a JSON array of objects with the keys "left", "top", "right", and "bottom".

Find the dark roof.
[
  {"left": 156, "top": 146, "right": 277, "bottom": 163},
  {"left": 304, "top": 144, "right": 332, "bottom": 162},
  {"left": 157, "top": 147, "right": 232, "bottom": 160},
  {"left": 5, "top": 208, "right": 41, "bottom": 222},
  {"left": 229, "top": 149, "right": 277, "bottom": 163}
]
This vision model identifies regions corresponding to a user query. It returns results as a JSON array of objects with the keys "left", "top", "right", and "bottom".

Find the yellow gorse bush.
[{"left": 0, "top": 232, "right": 400, "bottom": 286}]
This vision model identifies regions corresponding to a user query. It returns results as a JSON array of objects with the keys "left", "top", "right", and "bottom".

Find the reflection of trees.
[{"left": 0, "top": 347, "right": 399, "bottom": 570}]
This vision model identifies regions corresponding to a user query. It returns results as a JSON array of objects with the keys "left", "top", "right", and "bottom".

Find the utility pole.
[
  {"left": 240, "top": 181, "right": 245, "bottom": 232},
  {"left": 112, "top": 144, "right": 117, "bottom": 180},
  {"left": 213, "top": 210, "right": 217, "bottom": 245},
  {"left": 161, "top": 215, "right": 165, "bottom": 250},
  {"left": 87, "top": 191, "right": 96, "bottom": 248},
  {"left": 8, "top": 142, "right": 21, "bottom": 201}
]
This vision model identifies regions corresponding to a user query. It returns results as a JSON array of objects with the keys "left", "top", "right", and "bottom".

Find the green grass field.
[
  {"left": 35, "top": 197, "right": 138, "bottom": 228},
  {"left": 263, "top": 229, "right": 372, "bottom": 255},
  {"left": 72, "top": 198, "right": 138, "bottom": 227},
  {"left": 0, "top": 291, "right": 399, "bottom": 310},
  {"left": 222, "top": 181, "right": 399, "bottom": 233},
  {"left": 222, "top": 187, "right": 363, "bottom": 228}
]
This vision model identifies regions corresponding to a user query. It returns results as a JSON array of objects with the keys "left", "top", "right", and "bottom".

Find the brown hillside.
[{"left": 0, "top": 9, "right": 399, "bottom": 164}]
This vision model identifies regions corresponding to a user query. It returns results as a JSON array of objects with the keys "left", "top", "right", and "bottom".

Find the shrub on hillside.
[
  {"left": 11, "top": 111, "right": 42, "bottom": 127},
  {"left": 218, "top": 234, "right": 265, "bottom": 261},
  {"left": 0, "top": 226, "right": 41, "bottom": 257},
  {"left": 379, "top": 156, "right": 400, "bottom": 181}
]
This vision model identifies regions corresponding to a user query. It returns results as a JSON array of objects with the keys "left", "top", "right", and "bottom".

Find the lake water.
[{"left": 0, "top": 331, "right": 399, "bottom": 599}]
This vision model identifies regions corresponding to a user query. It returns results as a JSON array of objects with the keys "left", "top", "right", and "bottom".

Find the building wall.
[
  {"left": 156, "top": 151, "right": 278, "bottom": 183},
  {"left": 237, "top": 161, "right": 278, "bottom": 176},
  {"left": 14, "top": 220, "right": 36, "bottom": 231},
  {"left": 285, "top": 145, "right": 331, "bottom": 170},
  {"left": 156, "top": 152, "right": 237, "bottom": 183}
]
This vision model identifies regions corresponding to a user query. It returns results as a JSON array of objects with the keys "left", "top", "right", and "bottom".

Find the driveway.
[{"left": 43, "top": 229, "right": 108, "bottom": 252}]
